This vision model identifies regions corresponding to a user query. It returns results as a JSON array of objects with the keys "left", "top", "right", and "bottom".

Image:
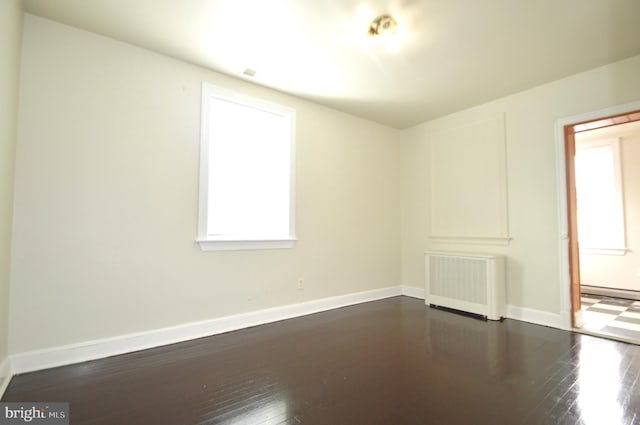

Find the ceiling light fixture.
[{"left": 368, "top": 14, "right": 398, "bottom": 37}]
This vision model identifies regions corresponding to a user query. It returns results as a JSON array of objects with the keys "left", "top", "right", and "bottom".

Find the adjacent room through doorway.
[{"left": 565, "top": 111, "right": 640, "bottom": 343}]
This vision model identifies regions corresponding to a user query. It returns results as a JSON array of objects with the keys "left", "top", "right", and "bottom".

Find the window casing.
[{"left": 197, "top": 83, "right": 296, "bottom": 251}]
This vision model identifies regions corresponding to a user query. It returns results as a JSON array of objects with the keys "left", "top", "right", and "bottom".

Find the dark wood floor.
[{"left": 4, "top": 296, "right": 640, "bottom": 424}]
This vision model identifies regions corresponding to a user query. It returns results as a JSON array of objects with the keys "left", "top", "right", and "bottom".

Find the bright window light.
[
  {"left": 197, "top": 83, "right": 296, "bottom": 251},
  {"left": 574, "top": 138, "right": 626, "bottom": 255}
]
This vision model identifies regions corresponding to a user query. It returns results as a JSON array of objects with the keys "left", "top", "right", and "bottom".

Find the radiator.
[{"left": 425, "top": 251, "right": 505, "bottom": 320}]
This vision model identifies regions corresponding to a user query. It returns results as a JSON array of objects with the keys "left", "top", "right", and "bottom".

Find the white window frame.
[
  {"left": 575, "top": 137, "right": 627, "bottom": 256},
  {"left": 196, "top": 82, "right": 296, "bottom": 251}
]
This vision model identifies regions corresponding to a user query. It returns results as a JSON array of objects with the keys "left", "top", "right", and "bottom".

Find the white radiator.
[{"left": 425, "top": 251, "right": 505, "bottom": 320}]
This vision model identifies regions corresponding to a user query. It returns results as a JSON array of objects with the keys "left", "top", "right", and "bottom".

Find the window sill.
[
  {"left": 196, "top": 238, "right": 297, "bottom": 252},
  {"left": 579, "top": 247, "right": 627, "bottom": 256}
]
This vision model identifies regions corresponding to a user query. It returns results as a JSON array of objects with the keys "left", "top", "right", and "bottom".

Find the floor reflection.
[
  {"left": 219, "top": 397, "right": 289, "bottom": 425},
  {"left": 578, "top": 338, "right": 624, "bottom": 425}
]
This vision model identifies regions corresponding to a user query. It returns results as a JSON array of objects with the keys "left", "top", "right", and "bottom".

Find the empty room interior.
[{"left": 2, "top": 0, "right": 640, "bottom": 424}]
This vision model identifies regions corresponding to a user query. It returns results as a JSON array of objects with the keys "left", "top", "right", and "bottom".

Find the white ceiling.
[{"left": 22, "top": 0, "right": 640, "bottom": 129}]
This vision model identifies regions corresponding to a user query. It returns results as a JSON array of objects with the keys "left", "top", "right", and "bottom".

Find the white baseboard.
[
  {"left": 401, "top": 286, "right": 425, "bottom": 299},
  {"left": 399, "top": 285, "right": 563, "bottom": 328},
  {"left": 9, "top": 286, "right": 564, "bottom": 375},
  {"left": 0, "top": 357, "right": 11, "bottom": 398},
  {"left": 505, "top": 305, "right": 563, "bottom": 328},
  {"left": 11, "top": 286, "right": 403, "bottom": 374}
]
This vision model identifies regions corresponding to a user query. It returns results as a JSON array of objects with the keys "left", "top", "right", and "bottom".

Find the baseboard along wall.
[
  {"left": 0, "top": 357, "right": 11, "bottom": 399},
  {"left": 8, "top": 285, "right": 564, "bottom": 377},
  {"left": 406, "top": 285, "right": 563, "bottom": 328},
  {"left": 10, "top": 286, "right": 404, "bottom": 375}
]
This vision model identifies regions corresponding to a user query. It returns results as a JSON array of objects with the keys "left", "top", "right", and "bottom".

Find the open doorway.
[{"left": 565, "top": 110, "right": 640, "bottom": 342}]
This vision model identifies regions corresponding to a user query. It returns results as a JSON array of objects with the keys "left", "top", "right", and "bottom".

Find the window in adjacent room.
[
  {"left": 197, "top": 82, "right": 296, "bottom": 251},
  {"left": 574, "top": 137, "right": 626, "bottom": 255}
]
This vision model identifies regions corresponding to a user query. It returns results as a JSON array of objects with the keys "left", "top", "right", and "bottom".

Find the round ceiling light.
[{"left": 368, "top": 14, "right": 398, "bottom": 37}]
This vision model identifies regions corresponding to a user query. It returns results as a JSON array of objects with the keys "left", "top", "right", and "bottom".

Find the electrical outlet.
[{"left": 297, "top": 278, "right": 304, "bottom": 290}]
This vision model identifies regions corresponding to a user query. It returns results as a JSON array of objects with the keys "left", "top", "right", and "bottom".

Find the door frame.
[{"left": 555, "top": 100, "right": 640, "bottom": 330}]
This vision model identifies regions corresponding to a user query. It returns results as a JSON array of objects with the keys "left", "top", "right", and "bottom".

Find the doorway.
[{"left": 564, "top": 109, "right": 640, "bottom": 342}]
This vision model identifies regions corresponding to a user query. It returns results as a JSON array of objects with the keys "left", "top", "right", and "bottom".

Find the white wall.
[
  {"left": 578, "top": 123, "right": 640, "bottom": 292},
  {"left": 10, "top": 11, "right": 640, "bottom": 361},
  {"left": 401, "top": 54, "right": 640, "bottom": 318},
  {"left": 10, "top": 15, "right": 401, "bottom": 354},
  {"left": 0, "top": 0, "right": 23, "bottom": 388}
]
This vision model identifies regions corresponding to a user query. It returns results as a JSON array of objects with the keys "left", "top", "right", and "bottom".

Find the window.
[
  {"left": 574, "top": 138, "right": 626, "bottom": 255},
  {"left": 197, "top": 82, "right": 296, "bottom": 251}
]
